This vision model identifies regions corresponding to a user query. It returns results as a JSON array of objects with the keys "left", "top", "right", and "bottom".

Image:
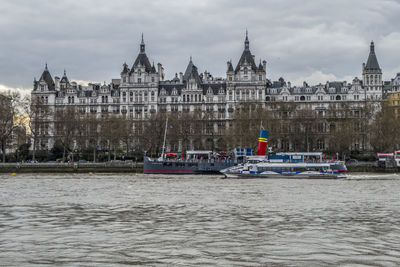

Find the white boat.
[{"left": 221, "top": 152, "right": 347, "bottom": 179}]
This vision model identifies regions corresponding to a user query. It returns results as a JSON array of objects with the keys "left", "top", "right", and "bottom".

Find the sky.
[{"left": 1, "top": 0, "right": 400, "bottom": 96}]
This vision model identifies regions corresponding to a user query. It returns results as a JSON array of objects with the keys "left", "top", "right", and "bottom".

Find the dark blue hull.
[{"left": 143, "top": 157, "right": 235, "bottom": 174}]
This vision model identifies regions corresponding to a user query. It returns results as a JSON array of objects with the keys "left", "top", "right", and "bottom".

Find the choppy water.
[{"left": 1, "top": 173, "right": 400, "bottom": 266}]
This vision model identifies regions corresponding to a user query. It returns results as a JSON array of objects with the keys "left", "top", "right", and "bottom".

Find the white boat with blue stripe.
[{"left": 221, "top": 153, "right": 347, "bottom": 179}]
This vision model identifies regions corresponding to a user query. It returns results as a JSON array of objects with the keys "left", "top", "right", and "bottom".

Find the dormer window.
[
  {"left": 244, "top": 67, "right": 248, "bottom": 75},
  {"left": 138, "top": 78, "right": 142, "bottom": 84}
]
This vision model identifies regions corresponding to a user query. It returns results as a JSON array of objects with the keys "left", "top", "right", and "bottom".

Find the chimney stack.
[
  {"left": 55, "top": 76, "right": 60, "bottom": 90},
  {"left": 179, "top": 72, "right": 183, "bottom": 83},
  {"left": 157, "top": 63, "right": 164, "bottom": 81}
]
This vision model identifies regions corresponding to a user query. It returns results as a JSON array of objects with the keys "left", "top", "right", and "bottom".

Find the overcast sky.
[{"left": 1, "top": 0, "right": 400, "bottom": 94}]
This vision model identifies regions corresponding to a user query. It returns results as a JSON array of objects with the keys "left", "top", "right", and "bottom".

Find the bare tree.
[
  {"left": 140, "top": 112, "right": 167, "bottom": 157},
  {"left": 27, "top": 96, "right": 51, "bottom": 161},
  {"left": 54, "top": 106, "right": 78, "bottom": 162},
  {"left": 369, "top": 102, "right": 400, "bottom": 153},
  {"left": 0, "top": 92, "right": 24, "bottom": 162}
]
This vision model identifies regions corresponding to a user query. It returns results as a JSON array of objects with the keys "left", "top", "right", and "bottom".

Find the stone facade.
[{"left": 31, "top": 33, "right": 395, "bottom": 152}]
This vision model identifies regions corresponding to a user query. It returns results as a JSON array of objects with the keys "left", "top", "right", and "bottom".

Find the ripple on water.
[{"left": 0, "top": 173, "right": 400, "bottom": 265}]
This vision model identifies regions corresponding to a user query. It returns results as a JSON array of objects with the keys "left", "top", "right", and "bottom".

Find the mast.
[{"left": 161, "top": 117, "right": 168, "bottom": 160}]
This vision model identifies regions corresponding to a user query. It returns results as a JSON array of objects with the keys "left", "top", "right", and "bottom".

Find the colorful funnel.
[{"left": 256, "top": 129, "right": 269, "bottom": 156}]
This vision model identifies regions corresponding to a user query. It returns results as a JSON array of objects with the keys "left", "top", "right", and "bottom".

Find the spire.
[
  {"left": 63, "top": 69, "right": 66, "bottom": 76},
  {"left": 190, "top": 56, "right": 192, "bottom": 62},
  {"left": 365, "top": 40, "right": 381, "bottom": 71},
  {"left": 140, "top": 33, "right": 145, "bottom": 53},
  {"left": 244, "top": 29, "right": 249, "bottom": 51},
  {"left": 45, "top": 62, "right": 48, "bottom": 71}
]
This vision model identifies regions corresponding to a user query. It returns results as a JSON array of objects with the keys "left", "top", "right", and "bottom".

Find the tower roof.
[
  {"left": 227, "top": 61, "right": 234, "bottom": 72},
  {"left": 38, "top": 63, "right": 55, "bottom": 90},
  {"left": 132, "top": 35, "right": 154, "bottom": 73},
  {"left": 365, "top": 41, "right": 381, "bottom": 71},
  {"left": 183, "top": 57, "right": 201, "bottom": 84},
  {"left": 235, "top": 31, "right": 258, "bottom": 73},
  {"left": 60, "top": 69, "right": 69, "bottom": 84}
]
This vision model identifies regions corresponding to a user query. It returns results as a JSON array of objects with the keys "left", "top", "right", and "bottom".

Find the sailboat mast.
[{"left": 161, "top": 117, "right": 168, "bottom": 159}]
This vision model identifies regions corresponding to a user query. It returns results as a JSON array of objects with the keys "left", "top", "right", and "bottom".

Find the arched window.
[
  {"left": 336, "top": 95, "right": 341, "bottom": 101},
  {"left": 266, "top": 96, "right": 270, "bottom": 101},
  {"left": 300, "top": 96, "right": 305, "bottom": 101}
]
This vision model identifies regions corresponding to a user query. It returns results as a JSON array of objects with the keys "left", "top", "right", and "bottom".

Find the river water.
[{"left": 1, "top": 173, "right": 400, "bottom": 266}]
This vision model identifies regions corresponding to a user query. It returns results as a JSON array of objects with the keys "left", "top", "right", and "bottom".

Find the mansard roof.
[
  {"left": 132, "top": 53, "right": 153, "bottom": 73},
  {"left": 158, "top": 82, "right": 185, "bottom": 96},
  {"left": 235, "top": 49, "right": 258, "bottom": 73},
  {"left": 365, "top": 41, "right": 381, "bottom": 71},
  {"left": 37, "top": 64, "right": 55, "bottom": 90},
  {"left": 202, "top": 83, "right": 226, "bottom": 95}
]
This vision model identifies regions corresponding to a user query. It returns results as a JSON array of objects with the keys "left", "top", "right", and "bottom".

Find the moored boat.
[
  {"left": 221, "top": 161, "right": 347, "bottom": 179},
  {"left": 143, "top": 151, "right": 235, "bottom": 174}
]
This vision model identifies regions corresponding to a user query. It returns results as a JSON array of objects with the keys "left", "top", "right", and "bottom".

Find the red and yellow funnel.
[{"left": 256, "top": 129, "right": 269, "bottom": 156}]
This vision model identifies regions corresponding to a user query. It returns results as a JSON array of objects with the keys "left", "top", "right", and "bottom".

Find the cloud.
[
  {"left": 291, "top": 71, "right": 354, "bottom": 87},
  {"left": 1, "top": 0, "right": 400, "bottom": 90},
  {"left": 0, "top": 83, "right": 30, "bottom": 98}
]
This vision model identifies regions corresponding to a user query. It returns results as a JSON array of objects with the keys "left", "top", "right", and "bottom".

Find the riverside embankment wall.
[{"left": 0, "top": 162, "right": 143, "bottom": 173}]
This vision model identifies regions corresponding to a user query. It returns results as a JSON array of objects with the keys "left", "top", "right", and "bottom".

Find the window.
[{"left": 138, "top": 78, "right": 142, "bottom": 84}]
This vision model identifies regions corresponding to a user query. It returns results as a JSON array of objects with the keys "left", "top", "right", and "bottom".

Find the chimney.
[
  {"left": 287, "top": 81, "right": 291, "bottom": 88},
  {"left": 55, "top": 76, "right": 60, "bottom": 90},
  {"left": 179, "top": 72, "right": 183, "bottom": 83},
  {"left": 204, "top": 71, "right": 208, "bottom": 82},
  {"left": 263, "top": 60, "right": 267, "bottom": 72},
  {"left": 157, "top": 63, "right": 164, "bottom": 81}
]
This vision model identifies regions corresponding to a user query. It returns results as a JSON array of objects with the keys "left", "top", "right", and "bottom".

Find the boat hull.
[
  {"left": 223, "top": 171, "right": 346, "bottom": 179},
  {"left": 221, "top": 162, "right": 347, "bottom": 179},
  {"left": 143, "top": 157, "right": 235, "bottom": 174}
]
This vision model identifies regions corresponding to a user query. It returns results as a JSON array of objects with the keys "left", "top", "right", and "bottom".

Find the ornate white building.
[{"left": 32, "top": 33, "right": 392, "bottom": 151}]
